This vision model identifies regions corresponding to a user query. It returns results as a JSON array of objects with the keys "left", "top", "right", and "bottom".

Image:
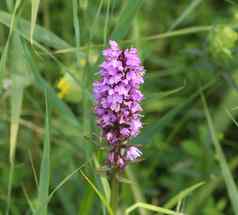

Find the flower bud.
[{"left": 208, "top": 25, "right": 238, "bottom": 62}]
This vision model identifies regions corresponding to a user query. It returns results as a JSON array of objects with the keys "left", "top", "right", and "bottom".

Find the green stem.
[
  {"left": 6, "top": 162, "right": 14, "bottom": 215},
  {"left": 111, "top": 172, "right": 119, "bottom": 214}
]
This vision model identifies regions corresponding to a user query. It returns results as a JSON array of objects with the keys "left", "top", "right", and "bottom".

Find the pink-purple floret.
[{"left": 93, "top": 40, "right": 144, "bottom": 169}]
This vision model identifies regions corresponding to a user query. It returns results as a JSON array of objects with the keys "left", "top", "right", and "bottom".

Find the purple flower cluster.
[{"left": 93, "top": 40, "right": 144, "bottom": 168}]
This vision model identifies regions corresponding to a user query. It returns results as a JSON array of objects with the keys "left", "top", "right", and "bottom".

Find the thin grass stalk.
[
  {"left": 5, "top": 2, "right": 23, "bottom": 214},
  {"left": 43, "top": 0, "right": 50, "bottom": 29},
  {"left": 6, "top": 163, "right": 14, "bottom": 215},
  {"left": 111, "top": 172, "right": 119, "bottom": 214}
]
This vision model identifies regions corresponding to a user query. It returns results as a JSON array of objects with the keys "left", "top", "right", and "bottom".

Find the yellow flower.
[
  {"left": 57, "top": 71, "right": 81, "bottom": 102},
  {"left": 57, "top": 78, "right": 71, "bottom": 99},
  {"left": 79, "top": 58, "right": 86, "bottom": 67}
]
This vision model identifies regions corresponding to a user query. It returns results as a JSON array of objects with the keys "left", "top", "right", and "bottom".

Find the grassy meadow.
[{"left": 1, "top": 0, "right": 238, "bottom": 214}]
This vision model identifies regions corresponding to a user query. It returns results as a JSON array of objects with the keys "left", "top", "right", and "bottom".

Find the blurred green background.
[{"left": 1, "top": 0, "right": 238, "bottom": 214}]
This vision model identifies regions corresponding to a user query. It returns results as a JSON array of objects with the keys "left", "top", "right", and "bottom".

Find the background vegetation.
[{"left": 1, "top": 0, "right": 238, "bottom": 214}]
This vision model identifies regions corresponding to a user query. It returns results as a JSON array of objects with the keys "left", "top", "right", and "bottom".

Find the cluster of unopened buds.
[{"left": 93, "top": 40, "right": 145, "bottom": 169}]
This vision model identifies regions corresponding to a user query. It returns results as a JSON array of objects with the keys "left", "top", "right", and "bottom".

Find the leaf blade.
[
  {"left": 164, "top": 181, "right": 205, "bottom": 209},
  {"left": 169, "top": 0, "right": 203, "bottom": 31},
  {"left": 30, "top": 0, "right": 41, "bottom": 44},
  {"left": 0, "top": 10, "right": 71, "bottom": 49},
  {"left": 79, "top": 169, "right": 114, "bottom": 215},
  {"left": 111, "top": 0, "right": 143, "bottom": 40},
  {"left": 201, "top": 92, "right": 238, "bottom": 215},
  {"left": 35, "top": 89, "right": 51, "bottom": 215},
  {"left": 126, "top": 202, "right": 181, "bottom": 215}
]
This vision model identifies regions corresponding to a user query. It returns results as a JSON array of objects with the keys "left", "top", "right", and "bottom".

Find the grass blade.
[
  {"left": 164, "top": 181, "right": 205, "bottom": 209},
  {"left": 35, "top": 89, "right": 51, "bottom": 215},
  {"left": 94, "top": 157, "right": 111, "bottom": 203},
  {"left": 72, "top": 0, "right": 80, "bottom": 64},
  {"left": 0, "top": 0, "right": 21, "bottom": 92},
  {"left": 78, "top": 188, "right": 95, "bottom": 215},
  {"left": 186, "top": 157, "right": 238, "bottom": 213},
  {"left": 126, "top": 202, "right": 182, "bottom": 215},
  {"left": 142, "top": 25, "right": 212, "bottom": 41},
  {"left": 126, "top": 167, "right": 148, "bottom": 215},
  {"left": 6, "top": 0, "right": 14, "bottom": 11},
  {"left": 9, "top": 32, "right": 33, "bottom": 163},
  {"left": 201, "top": 92, "right": 238, "bottom": 214},
  {"left": 111, "top": 0, "right": 143, "bottom": 40},
  {"left": 89, "top": 0, "right": 104, "bottom": 41},
  {"left": 79, "top": 169, "right": 114, "bottom": 215},
  {"left": 0, "top": 10, "right": 71, "bottom": 49},
  {"left": 9, "top": 76, "right": 24, "bottom": 164},
  {"left": 225, "top": 108, "right": 238, "bottom": 127},
  {"left": 169, "top": 0, "right": 203, "bottom": 31},
  {"left": 51, "top": 25, "right": 214, "bottom": 55},
  {"left": 6, "top": 164, "right": 14, "bottom": 214},
  {"left": 48, "top": 164, "right": 87, "bottom": 201},
  {"left": 5, "top": 2, "right": 24, "bottom": 213},
  {"left": 103, "top": 0, "right": 110, "bottom": 44},
  {"left": 0, "top": 40, "right": 10, "bottom": 94},
  {"left": 30, "top": 0, "right": 41, "bottom": 44},
  {"left": 22, "top": 185, "right": 35, "bottom": 213}
]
